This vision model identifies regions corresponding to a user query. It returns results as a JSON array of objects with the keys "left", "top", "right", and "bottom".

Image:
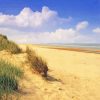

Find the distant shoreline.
[
  {"left": 47, "top": 47, "right": 100, "bottom": 54},
  {"left": 19, "top": 44, "right": 100, "bottom": 54},
  {"left": 31, "top": 44, "right": 100, "bottom": 54}
]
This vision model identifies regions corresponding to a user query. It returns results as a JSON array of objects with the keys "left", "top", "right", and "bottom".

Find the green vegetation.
[
  {"left": 0, "top": 34, "right": 21, "bottom": 54},
  {"left": 0, "top": 34, "right": 49, "bottom": 99},
  {"left": 26, "top": 47, "right": 48, "bottom": 77},
  {"left": 0, "top": 60, "right": 23, "bottom": 99}
]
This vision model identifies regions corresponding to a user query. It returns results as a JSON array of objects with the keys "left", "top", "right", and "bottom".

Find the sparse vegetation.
[
  {"left": 0, "top": 34, "right": 21, "bottom": 54},
  {"left": 26, "top": 47, "right": 48, "bottom": 77},
  {"left": 0, "top": 60, "right": 23, "bottom": 99},
  {"left": 0, "top": 34, "right": 50, "bottom": 99}
]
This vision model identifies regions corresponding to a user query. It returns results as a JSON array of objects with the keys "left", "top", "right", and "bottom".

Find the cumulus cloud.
[
  {"left": 0, "top": 6, "right": 72, "bottom": 32},
  {"left": 0, "top": 26, "right": 96, "bottom": 43},
  {"left": 0, "top": 27, "right": 77, "bottom": 43},
  {"left": 0, "top": 6, "right": 99, "bottom": 43},
  {"left": 76, "top": 21, "right": 89, "bottom": 31},
  {"left": 93, "top": 27, "right": 100, "bottom": 33}
]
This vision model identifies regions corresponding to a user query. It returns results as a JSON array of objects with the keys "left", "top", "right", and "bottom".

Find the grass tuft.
[
  {"left": 0, "top": 34, "right": 21, "bottom": 54},
  {"left": 26, "top": 47, "right": 48, "bottom": 77},
  {"left": 0, "top": 59, "right": 23, "bottom": 99}
]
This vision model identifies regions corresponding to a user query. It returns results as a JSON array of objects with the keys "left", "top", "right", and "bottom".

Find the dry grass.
[
  {"left": 0, "top": 34, "right": 21, "bottom": 54},
  {"left": 26, "top": 47, "right": 48, "bottom": 77},
  {"left": 0, "top": 59, "right": 23, "bottom": 99}
]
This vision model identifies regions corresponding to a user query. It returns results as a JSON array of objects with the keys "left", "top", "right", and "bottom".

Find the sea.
[{"left": 45, "top": 43, "right": 100, "bottom": 50}]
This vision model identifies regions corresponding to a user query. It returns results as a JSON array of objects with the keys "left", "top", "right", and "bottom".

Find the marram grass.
[
  {"left": 0, "top": 59, "right": 23, "bottom": 99},
  {"left": 26, "top": 47, "right": 48, "bottom": 77},
  {"left": 0, "top": 34, "right": 21, "bottom": 54}
]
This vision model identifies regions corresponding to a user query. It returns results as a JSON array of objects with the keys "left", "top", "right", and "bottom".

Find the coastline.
[{"left": 28, "top": 44, "right": 100, "bottom": 54}]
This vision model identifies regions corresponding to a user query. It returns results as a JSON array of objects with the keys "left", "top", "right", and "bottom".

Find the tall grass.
[
  {"left": 0, "top": 34, "right": 21, "bottom": 54},
  {"left": 0, "top": 34, "right": 7, "bottom": 40},
  {"left": 0, "top": 60, "right": 23, "bottom": 99},
  {"left": 26, "top": 47, "right": 48, "bottom": 77}
]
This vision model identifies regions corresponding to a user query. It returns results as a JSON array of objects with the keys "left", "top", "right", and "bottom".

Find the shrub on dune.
[
  {"left": 0, "top": 60, "right": 23, "bottom": 78},
  {"left": 0, "top": 34, "right": 7, "bottom": 40},
  {"left": 6, "top": 41, "right": 21, "bottom": 54},
  {"left": 0, "top": 75, "right": 18, "bottom": 93},
  {"left": 0, "top": 60, "right": 23, "bottom": 99},
  {"left": 0, "top": 34, "right": 21, "bottom": 54},
  {"left": 26, "top": 47, "right": 48, "bottom": 77}
]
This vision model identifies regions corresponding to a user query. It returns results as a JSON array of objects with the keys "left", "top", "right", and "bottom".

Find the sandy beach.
[
  {"left": 20, "top": 44, "right": 100, "bottom": 100},
  {"left": 0, "top": 44, "right": 100, "bottom": 100},
  {"left": 0, "top": 1, "right": 100, "bottom": 99}
]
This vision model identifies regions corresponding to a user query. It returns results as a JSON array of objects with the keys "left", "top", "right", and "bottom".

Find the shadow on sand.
[{"left": 43, "top": 74, "right": 62, "bottom": 83}]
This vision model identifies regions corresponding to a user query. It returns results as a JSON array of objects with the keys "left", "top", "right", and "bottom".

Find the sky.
[{"left": 0, "top": 0, "right": 100, "bottom": 43}]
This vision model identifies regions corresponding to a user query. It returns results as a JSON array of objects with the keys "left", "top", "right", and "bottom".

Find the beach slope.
[
  {"left": 0, "top": 44, "right": 100, "bottom": 100},
  {"left": 19, "top": 44, "right": 100, "bottom": 100}
]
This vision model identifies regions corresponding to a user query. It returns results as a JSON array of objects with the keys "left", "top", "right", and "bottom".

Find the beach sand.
[{"left": 0, "top": 44, "right": 100, "bottom": 100}]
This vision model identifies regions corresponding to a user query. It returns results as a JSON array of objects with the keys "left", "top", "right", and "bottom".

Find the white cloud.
[
  {"left": 0, "top": 27, "right": 77, "bottom": 43},
  {"left": 0, "top": 26, "right": 97, "bottom": 43},
  {"left": 76, "top": 21, "right": 88, "bottom": 31},
  {"left": 93, "top": 27, "right": 100, "bottom": 33},
  {"left": 0, "top": 6, "right": 99, "bottom": 43},
  {"left": 0, "top": 6, "right": 72, "bottom": 32}
]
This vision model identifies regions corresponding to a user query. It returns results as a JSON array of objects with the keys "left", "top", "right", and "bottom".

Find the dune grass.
[
  {"left": 0, "top": 60, "right": 23, "bottom": 99},
  {"left": 0, "top": 34, "right": 21, "bottom": 54},
  {"left": 26, "top": 47, "right": 48, "bottom": 77}
]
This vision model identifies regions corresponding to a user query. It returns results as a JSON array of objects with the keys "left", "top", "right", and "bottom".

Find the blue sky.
[
  {"left": 0, "top": 0, "right": 100, "bottom": 43},
  {"left": 0, "top": 0, "right": 100, "bottom": 16}
]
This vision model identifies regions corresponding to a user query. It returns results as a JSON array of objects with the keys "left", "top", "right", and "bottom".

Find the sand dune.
[{"left": 0, "top": 45, "right": 100, "bottom": 100}]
